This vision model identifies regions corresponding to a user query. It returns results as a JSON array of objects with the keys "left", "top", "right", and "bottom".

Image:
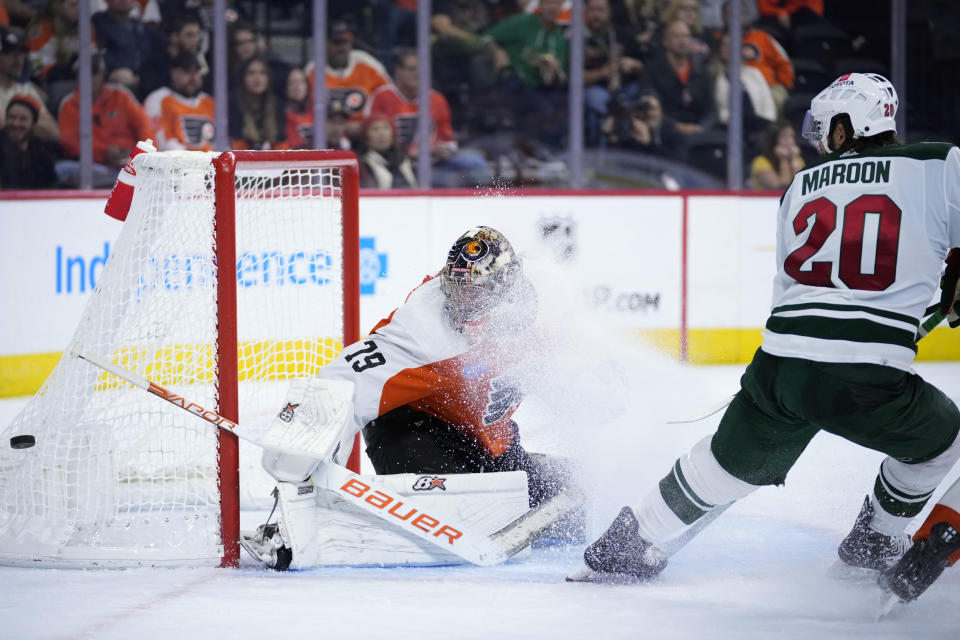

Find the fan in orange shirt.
[
  {"left": 143, "top": 52, "right": 215, "bottom": 151},
  {"left": 58, "top": 52, "right": 154, "bottom": 167},
  {"left": 365, "top": 49, "right": 490, "bottom": 187},
  {"left": 756, "top": 0, "right": 823, "bottom": 30},
  {"left": 305, "top": 20, "right": 391, "bottom": 141},
  {"left": 720, "top": 2, "right": 794, "bottom": 115},
  {"left": 26, "top": 0, "right": 98, "bottom": 83}
]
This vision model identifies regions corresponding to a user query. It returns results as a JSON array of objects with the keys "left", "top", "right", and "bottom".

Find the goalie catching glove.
[{"left": 926, "top": 248, "right": 960, "bottom": 328}]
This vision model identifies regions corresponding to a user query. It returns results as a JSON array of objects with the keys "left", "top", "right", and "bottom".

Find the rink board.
[{"left": 1, "top": 191, "right": 956, "bottom": 397}]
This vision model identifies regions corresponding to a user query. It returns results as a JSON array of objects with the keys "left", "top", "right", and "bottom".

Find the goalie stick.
[
  {"left": 667, "top": 310, "right": 946, "bottom": 425},
  {"left": 70, "top": 344, "right": 576, "bottom": 567}
]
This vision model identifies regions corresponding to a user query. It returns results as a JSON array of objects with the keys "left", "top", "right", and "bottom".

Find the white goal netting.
[{"left": 0, "top": 151, "right": 352, "bottom": 567}]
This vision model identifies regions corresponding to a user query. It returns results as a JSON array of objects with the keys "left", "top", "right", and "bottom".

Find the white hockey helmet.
[
  {"left": 440, "top": 226, "right": 522, "bottom": 325},
  {"left": 801, "top": 73, "right": 898, "bottom": 153}
]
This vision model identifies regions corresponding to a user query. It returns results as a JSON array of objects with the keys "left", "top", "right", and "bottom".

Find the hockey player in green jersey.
[{"left": 569, "top": 73, "right": 960, "bottom": 584}]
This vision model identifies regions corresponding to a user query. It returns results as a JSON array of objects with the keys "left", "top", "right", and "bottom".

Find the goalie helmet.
[
  {"left": 440, "top": 226, "right": 522, "bottom": 326},
  {"left": 801, "top": 73, "right": 898, "bottom": 153}
]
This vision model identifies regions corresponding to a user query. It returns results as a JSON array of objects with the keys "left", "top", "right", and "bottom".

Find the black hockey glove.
[{"left": 925, "top": 248, "right": 960, "bottom": 328}]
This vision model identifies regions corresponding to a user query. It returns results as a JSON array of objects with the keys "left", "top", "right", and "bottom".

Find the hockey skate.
[
  {"left": 239, "top": 523, "right": 293, "bottom": 571},
  {"left": 837, "top": 496, "right": 910, "bottom": 572},
  {"left": 878, "top": 521, "right": 960, "bottom": 604},
  {"left": 566, "top": 507, "right": 667, "bottom": 584}
]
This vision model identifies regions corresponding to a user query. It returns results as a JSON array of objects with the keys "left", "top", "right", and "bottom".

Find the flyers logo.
[
  {"left": 464, "top": 241, "right": 485, "bottom": 258},
  {"left": 483, "top": 376, "right": 522, "bottom": 426},
  {"left": 278, "top": 402, "right": 300, "bottom": 422},
  {"left": 413, "top": 476, "right": 447, "bottom": 491}
]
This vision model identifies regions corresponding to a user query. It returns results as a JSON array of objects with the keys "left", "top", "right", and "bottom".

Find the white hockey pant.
[
  {"left": 632, "top": 435, "right": 757, "bottom": 546},
  {"left": 869, "top": 430, "right": 960, "bottom": 535}
]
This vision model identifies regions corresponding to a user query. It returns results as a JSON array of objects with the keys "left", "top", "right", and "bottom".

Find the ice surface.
[{"left": 1, "top": 356, "right": 958, "bottom": 639}]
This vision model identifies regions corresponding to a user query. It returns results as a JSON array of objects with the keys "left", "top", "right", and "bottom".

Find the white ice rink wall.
[{"left": 1, "top": 190, "right": 956, "bottom": 397}]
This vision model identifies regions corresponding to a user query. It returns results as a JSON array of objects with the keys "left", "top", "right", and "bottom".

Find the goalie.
[{"left": 241, "top": 226, "right": 581, "bottom": 569}]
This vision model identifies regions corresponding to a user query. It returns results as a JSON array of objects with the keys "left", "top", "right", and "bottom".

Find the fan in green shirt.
[{"left": 483, "top": 0, "right": 569, "bottom": 88}]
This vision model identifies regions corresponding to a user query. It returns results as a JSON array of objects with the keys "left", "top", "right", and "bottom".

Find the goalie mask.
[
  {"left": 801, "top": 73, "right": 898, "bottom": 154},
  {"left": 441, "top": 226, "right": 522, "bottom": 326}
]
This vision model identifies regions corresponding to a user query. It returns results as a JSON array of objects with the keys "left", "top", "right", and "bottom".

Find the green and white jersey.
[{"left": 762, "top": 143, "right": 960, "bottom": 371}]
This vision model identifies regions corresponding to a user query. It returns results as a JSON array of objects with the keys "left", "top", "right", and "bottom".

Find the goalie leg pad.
[{"left": 276, "top": 470, "right": 531, "bottom": 568}]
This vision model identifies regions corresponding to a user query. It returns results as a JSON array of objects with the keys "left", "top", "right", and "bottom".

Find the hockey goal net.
[{"left": 0, "top": 150, "right": 360, "bottom": 568}]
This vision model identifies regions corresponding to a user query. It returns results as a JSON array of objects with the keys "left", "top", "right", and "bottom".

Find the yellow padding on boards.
[
  {"left": 1, "top": 338, "right": 345, "bottom": 398},
  {"left": 638, "top": 327, "right": 959, "bottom": 364},
  {"left": 0, "top": 352, "right": 62, "bottom": 397},
  {"left": 2, "top": 331, "right": 957, "bottom": 398}
]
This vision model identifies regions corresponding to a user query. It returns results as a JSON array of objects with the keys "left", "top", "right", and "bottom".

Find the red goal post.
[
  {"left": 0, "top": 149, "right": 361, "bottom": 569},
  {"left": 213, "top": 151, "right": 361, "bottom": 566}
]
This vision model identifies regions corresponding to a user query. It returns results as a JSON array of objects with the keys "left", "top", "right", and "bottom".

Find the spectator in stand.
[
  {"left": 143, "top": 51, "right": 214, "bottom": 151},
  {"left": 583, "top": 0, "right": 646, "bottom": 147},
  {"left": 755, "top": 0, "right": 824, "bottom": 43},
  {"left": 659, "top": 0, "right": 710, "bottom": 65},
  {"left": 646, "top": 19, "right": 714, "bottom": 136},
  {"left": 227, "top": 20, "right": 289, "bottom": 100},
  {"left": 1, "top": 1, "right": 35, "bottom": 27},
  {"left": 0, "top": 26, "right": 58, "bottom": 141},
  {"left": 524, "top": 0, "right": 573, "bottom": 25},
  {"left": 357, "top": 112, "right": 417, "bottom": 190},
  {"left": 721, "top": 0, "right": 793, "bottom": 116},
  {"left": 748, "top": 119, "right": 804, "bottom": 191},
  {"left": 91, "top": 0, "right": 162, "bottom": 94},
  {"left": 26, "top": 0, "right": 93, "bottom": 96},
  {"left": 484, "top": 0, "right": 568, "bottom": 93},
  {"left": 482, "top": 0, "right": 569, "bottom": 148},
  {"left": 609, "top": 0, "right": 658, "bottom": 68},
  {"left": 91, "top": 0, "right": 161, "bottom": 24},
  {"left": 701, "top": 0, "right": 758, "bottom": 31},
  {"left": 325, "top": 97, "right": 350, "bottom": 151},
  {"left": 228, "top": 55, "right": 286, "bottom": 151},
  {"left": 366, "top": 48, "right": 490, "bottom": 188},
  {"left": 710, "top": 32, "right": 776, "bottom": 129},
  {"left": 0, "top": 93, "right": 59, "bottom": 188},
  {"left": 374, "top": 0, "right": 416, "bottom": 70},
  {"left": 138, "top": 12, "right": 206, "bottom": 100},
  {"left": 284, "top": 66, "right": 312, "bottom": 149},
  {"left": 164, "top": 0, "right": 235, "bottom": 68},
  {"left": 602, "top": 90, "right": 685, "bottom": 161},
  {"left": 57, "top": 52, "right": 155, "bottom": 187},
  {"left": 429, "top": 1, "right": 500, "bottom": 135},
  {"left": 306, "top": 20, "right": 391, "bottom": 144},
  {"left": 227, "top": 19, "right": 256, "bottom": 81},
  {"left": 430, "top": 0, "right": 496, "bottom": 91}
]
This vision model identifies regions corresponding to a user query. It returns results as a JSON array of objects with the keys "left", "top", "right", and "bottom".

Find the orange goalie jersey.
[{"left": 317, "top": 275, "right": 530, "bottom": 458}]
